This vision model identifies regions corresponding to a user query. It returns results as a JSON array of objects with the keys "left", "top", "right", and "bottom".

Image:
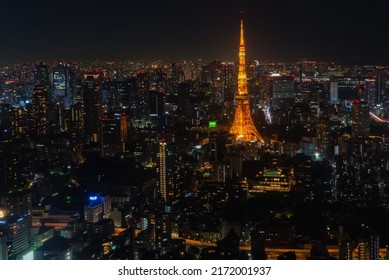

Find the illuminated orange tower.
[{"left": 229, "top": 18, "right": 265, "bottom": 144}]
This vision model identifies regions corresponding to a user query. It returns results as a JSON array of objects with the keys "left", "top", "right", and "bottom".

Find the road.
[
  {"left": 182, "top": 238, "right": 387, "bottom": 260},
  {"left": 370, "top": 112, "right": 389, "bottom": 124}
]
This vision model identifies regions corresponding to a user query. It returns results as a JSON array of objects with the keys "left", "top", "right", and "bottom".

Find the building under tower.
[{"left": 229, "top": 18, "right": 265, "bottom": 144}]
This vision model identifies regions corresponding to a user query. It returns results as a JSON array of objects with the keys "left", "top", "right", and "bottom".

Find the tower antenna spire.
[{"left": 240, "top": 11, "right": 244, "bottom": 46}]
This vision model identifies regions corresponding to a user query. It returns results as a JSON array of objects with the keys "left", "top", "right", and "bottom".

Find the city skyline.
[
  {"left": 1, "top": 0, "right": 389, "bottom": 261},
  {"left": 1, "top": 0, "right": 389, "bottom": 63}
]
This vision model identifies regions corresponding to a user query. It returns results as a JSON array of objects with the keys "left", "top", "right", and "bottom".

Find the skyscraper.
[
  {"left": 67, "top": 102, "right": 84, "bottom": 163},
  {"left": 271, "top": 75, "right": 294, "bottom": 109},
  {"left": 365, "top": 78, "right": 377, "bottom": 111},
  {"left": 31, "top": 85, "right": 49, "bottom": 135},
  {"left": 83, "top": 73, "right": 102, "bottom": 142},
  {"left": 352, "top": 100, "right": 370, "bottom": 138},
  {"left": 10, "top": 107, "right": 29, "bottom": 140},
  {"left": 357, "top": 239, "right": 369, "bottom": 260},
  {"left": 2, "top": 216, "right": 30, "bottom": 259},
  {"left": 229, "top": 19, "right": 265, "bottom": 144},
  {"left": 0, "top": 141, "right": 19, "bottom": 194},
  {"left": 120, "top": 112, "right": 127, "bottom": 146},
  {"left": 0, "top": 191, "right": 32, "bottom": 259},
  {"left": 33, "top": 63, "right": 49, "bottom": 87},
  {"left": 149, "top": 89, "right": 165, "bottom": 125},
  {"left": 369, "top": 233, "right": 380, "bottom": 260},
  {"left": 316, "top": 117, "right": 331, "bottom": 158},
  {"left": 170, "top": 63, "right": 183, "bottom": 93},
  {"left": 52, "top": 62, "right": 73, "bottom": 108},
  {"left": 19, "top": 63, "right": 32, "bottom": 84},
  {"left": 99, "top": 117, "right": 121, "bottom": 157},
  {"left": 0, "top": 236, "right": 7, "bottom": 260},
  {"left": 52, "top": 64, "right": 67, "bottom": 98},
  {"left": 158, "top": 140, "right": 167, "bottom": 203},
  {"left": 330, "top": 81, "right": 338, "bottom": 105}
]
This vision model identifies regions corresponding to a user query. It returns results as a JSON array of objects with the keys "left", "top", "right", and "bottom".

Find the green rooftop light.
[
  {"left": 209, "top": 121, "right": 217, "bottom": 128},
  {"left": 264, "top": 171, "right": 280, "bottom": 177}
]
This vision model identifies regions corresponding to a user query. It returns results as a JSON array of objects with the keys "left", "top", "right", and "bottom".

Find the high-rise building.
[
  {"left": 0, "top": 104, "right": 12, "bottom": 140},
  {"left": 84, "top": 194, "right": 111, "bottom": 224},
  {"left": 376, "top": 74, "right": 385, "bottom": 104},
  {"left": 0, "top": 191, "right": 32, "bottom": 259},
  {"left": 152, "top": 67, "right": 167, "bottom": 91},
  {"left": 158, "top": 140, "right": 168, "bottom": 203},
  {"left": 104, "top": 81, "right": 121, "bottom": 111},
  {"left": 0, "top": 236, "right": 7, "bottom": 260},
  {"left": 4, "top": 191, "right": 32, "bottom": 218},
  {"left": 52, "top": 65, "right": 67, "bottom": 98},
  {"left": 171, "top": 63, "right": 183, "bottom": 93},
  {"left": 271, "top": 75, "right": 294, "bottom": 109},
  {"left": 84, "top": 201, "right": 103, "bottom": 224},
  {"left": 99, "top": 117, "right": 121, "bottom": 157},
  {"left": 149, "top": 89, "right": 165, "bottom": 124},
  {"left": 83, "top": 73, "right": 102, "bottom": 142},
  {"left": 357, "top": 239, "right": 369, "bottom": 260},
  {"left": 330, "top": 81, "right": 338, "bottom": 105},
  {"left": 229, "top": 19, "right": 265, "bottom": 144},
  {"left": 0, "top": 141, "right": 19, "bottom": 194},
  {"left": 222, "top": 62, "right": 236, "bottom": 102},
  {"left": 352, "top": 100, "right": 370, "bottom": 138},
  {"left": 117, "top": 82, "right": 127, "bottom": 107},
  {"left": 154, "top": 213, "right": 171, "bottom": 249},
  {"left": 365, "top": 78, "right": 377, "bottom": 111},
  {"left": 177, "top": 82, "right": 190, "bottom": 113},
  {"left": 19, "top": 63, "right": 32, "bottom": 84},
  {"left": 120, "top": 113, "right": 127, "bottom": 146},
  {"left": 52, "top": 62, "right": 73, "bottom": 108},
  {"left": 67, "top": 103, "right": 84, "bottom": 163},
  {"left": 31, "top": 85, "right": 49, "bottom": 135},
  {"left": 100, "top": 195, "right": 111, "bottom": 218},
  {"left": 10, "top": 106, "right": 29, "bottom": 140},
  {"left": 5, "top": 216, "right": 30, "bottom": 259},
  {"left": 337, "top": 78, "right": 360, "bottom": 101},
  {"left": 316, "top": 118, "right": 331, "bottom": 158},
  {"left": 339, "top": 241, "right": 354, "bottom": 260},
  {"left": 369, "top": 233, "right": 380, "bottom": 260},
  {"left": 132, "top": 72, "right": 151, "bottom": 119},
  {"left": 156, "top": 140, "right": 182, "bottom": 206},
  {"left": 201, "top": 64, "right": 211, "bottom": 83},
  {"left": 124, "top": 77, "right": 137, "bottom": 108},
  {"left": 33, "top": 63, "right": 49, "bottom": 87}
]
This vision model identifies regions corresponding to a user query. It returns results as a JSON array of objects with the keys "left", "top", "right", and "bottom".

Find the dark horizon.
[{"left": 1, "top": 0, "right": 389, "bottom": 63}]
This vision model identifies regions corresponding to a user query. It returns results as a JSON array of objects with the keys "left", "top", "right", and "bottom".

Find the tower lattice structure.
[{"left": 229, "top": 19, "right": 265, "bottom": 144}]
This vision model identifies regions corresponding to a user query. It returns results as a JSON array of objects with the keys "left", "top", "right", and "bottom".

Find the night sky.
[{"left": 1, "top": 0, "right": 389, "bottom": 63}]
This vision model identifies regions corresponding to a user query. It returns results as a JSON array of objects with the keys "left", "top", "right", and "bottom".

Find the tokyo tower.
[{"left": 229, "top": 18, "right": 265, "bottom": 144}]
